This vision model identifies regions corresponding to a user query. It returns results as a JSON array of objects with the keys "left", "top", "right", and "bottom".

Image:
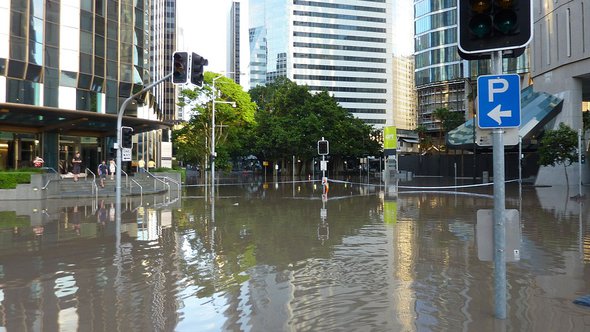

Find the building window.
[
  {"left": 60, "top": 70, "right": 77, "bottom": 88},
  {"left": 7, "top": 60, "right": 26, "bottom": 79},
  {"left": 26, "top": 63, "right": 43, "bottom": 82}
]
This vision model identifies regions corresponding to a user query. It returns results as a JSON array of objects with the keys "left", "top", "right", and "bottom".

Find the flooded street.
[{"left": 1, "top": 177, "right": 589, "bottom": 331}]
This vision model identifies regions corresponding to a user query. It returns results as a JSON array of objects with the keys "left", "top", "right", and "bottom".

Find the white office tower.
[{"left": 249, "top": 0, "right": 393, "bottom": 128}]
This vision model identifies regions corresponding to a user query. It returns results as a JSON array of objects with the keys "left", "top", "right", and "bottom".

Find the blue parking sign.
[{"left": 477, "top": 74, "right": 521, "bottom": 129}]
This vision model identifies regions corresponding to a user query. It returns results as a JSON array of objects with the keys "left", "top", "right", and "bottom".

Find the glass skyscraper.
[
  {"left": 413, "top": 0, "right": 528, "bottom": 135},
  {"left": 0, "top": 0, "right": 170, "bottom": 171},
  {"left": 248, "top": 0, "right": 393, "bottom": 127}
]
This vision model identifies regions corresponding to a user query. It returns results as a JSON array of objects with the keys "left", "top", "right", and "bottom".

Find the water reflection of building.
[{"left": 0, "top": 202, "right": 182, "bottom": 331}]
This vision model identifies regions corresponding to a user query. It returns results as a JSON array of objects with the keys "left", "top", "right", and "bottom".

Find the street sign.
[
  {"left": 122, "top": 148, "right": 132, "bottom": 161},
  {"left": 477, "top": 74, "right": 521, "bottom": 129},
  {"left": 476, "top": 127, "right": 519, "bottom": 146},
  {"left": 476, "top": 209, "right": 521, "bottom": 262}
]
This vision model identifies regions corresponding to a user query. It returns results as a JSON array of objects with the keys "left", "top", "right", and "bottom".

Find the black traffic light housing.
[
  {"left": 458, "top": 0, "right": 532, "bottom": 55},
  {"left": 190, "top": 52, "right": 209, "bottom": 87},
  {"left": 121, "top": 126, "right": 134, "bottom": 149},
  {"left": 172, "top": 51, "right": 189, "bottom": 84},
  {"left": 318, "top": 140, "right": 329, "bottom": 155}
]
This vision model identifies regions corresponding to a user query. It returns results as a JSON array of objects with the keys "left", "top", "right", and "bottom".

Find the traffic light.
[
  {"left": 458, "top": 0, "right": 532, "bottom": 55},
  {"left": 190, "top": 52, "right": 208, "bottom": 86},
  {"left": 318, "top": 139, "right": 329, "bottom": 155},
  {"left": 172, "top": 51, "right": 189, "bottom": 84},
  {"left": 121, "top": 126, "right": 133, "bottom": 149}
]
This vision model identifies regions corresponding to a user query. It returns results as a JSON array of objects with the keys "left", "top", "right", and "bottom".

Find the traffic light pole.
[
  {"left": 115, "top": 72, "right": 173, "bottom": 231},
  {"left": 491, "top": 51, "right": 507, "bottom": 320}
]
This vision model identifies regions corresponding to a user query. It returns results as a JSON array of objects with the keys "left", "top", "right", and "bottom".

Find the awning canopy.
[
  {"left": 446, "top": 86, "right": 564, "bottom": 149},
  {"left": 400, "top": 138, "right": 420, "bottom": 144},
  {"left": 0, "top": 102, "right": 172, "bottom": 137}
]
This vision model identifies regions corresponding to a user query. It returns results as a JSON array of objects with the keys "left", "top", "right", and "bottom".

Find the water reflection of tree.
[{"left": 175, "top": 191, "right": 383, "bottom": 297}]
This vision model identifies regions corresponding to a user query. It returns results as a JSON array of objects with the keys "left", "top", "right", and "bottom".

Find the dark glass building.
[{"left": 0, "top": 0, "right": 171, "bottom": 172}]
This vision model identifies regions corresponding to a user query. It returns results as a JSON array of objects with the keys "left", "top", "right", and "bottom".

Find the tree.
[
  {"left": 415, "top": 125, "right": 430, "bottom": 153},
  {"left": 432, "top": 107, "right": 465, "bottom": 149},
  {"left": 249, "top": 78, "right": 380, "bottom": 174},
  {"left": 538, "top": 122, "right": 578, "bottom": 187},
  {"left": 173, "top": 72, "right": 256, "bottom": 171}
]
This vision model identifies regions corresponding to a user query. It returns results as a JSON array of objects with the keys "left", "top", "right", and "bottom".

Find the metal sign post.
[
  {"left": 476, "top": 52, "right": 523, "bottom": 319},
  {"left": 116, "top": 72, "right": 172, "bottom": 228},
  {"left": 318, "top": 138, "right": 329, "bottom": 194},
  {"left": 488, "top": 51, "right": 520, "bottom": 319}
]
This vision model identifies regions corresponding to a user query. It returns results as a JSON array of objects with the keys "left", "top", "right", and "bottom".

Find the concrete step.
[{"left": 47, "top": 177, "right": 168, "bottom": 198}]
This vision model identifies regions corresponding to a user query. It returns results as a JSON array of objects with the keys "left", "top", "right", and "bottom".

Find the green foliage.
[
  {"left": 174, "top": 76, "right": 381, "bottom": 172},
  {"left": 442, "top": 111, "right": 466, "bottom": 133},
  {"left": 538, "top": 123, "right": 578, "bottom": 186},
  {"left": 0, "top": 172, "right": 33, "bottom": 189},
  {"left": 173, "top": 72, "right": 257, "bottom": 170},
  {"left": 152, "top": 167, "right": 186, "bottom": 183},
  {"left": 0, "top": 211, "right": 30, "bottom": 228},
  {"left": 538, "top": 123, "right": 578, "bottom": 167},
  {"left": 433, "top": 107, "right": 465, "bottom": 133},
  {"left": 249, "top": 77, "right": 380, "bottom": 162}
]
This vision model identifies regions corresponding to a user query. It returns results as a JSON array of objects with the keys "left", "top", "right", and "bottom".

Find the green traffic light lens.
[
  {"left": 494, "top": 10, "right": 517, "bottom": 34},
  {"left": 469, "top": 14, "right": 492, "bottom": 38}
]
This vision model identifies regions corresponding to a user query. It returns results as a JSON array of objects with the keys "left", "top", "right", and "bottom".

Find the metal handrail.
[
  {"left": 85, "top": 168, "right": 98, "bottom": 201},
  {"left": 40, "top": 167, "right": 61, "bottom": 190},
  {"left": 40, "top": 167, "right": 58, "bottom": 174},
  {"left": 41, "top": 173, "right": 60, "bottom": 190},
  {"left": 145, "top": 170, "right": 170, "bottom": 192},
  {"left": 130, "top": 178, "right": 143, "bottom": 202},
  {"left": 155, "top": 175, "right": 181, "bottom": 195},
  {"left": 119, "top": 168, "right": 129, "bottom": 188}
]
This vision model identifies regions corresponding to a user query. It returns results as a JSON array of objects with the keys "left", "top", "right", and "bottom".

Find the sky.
[{"left": 177, "top": 0, "right": 244, "bottom": 74}]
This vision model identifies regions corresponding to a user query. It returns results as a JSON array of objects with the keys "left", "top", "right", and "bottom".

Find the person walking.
[
  {"left": 98, "top": 160, "right": 108, "bottom": 188},
  {"left": 148, "top": 159, "right": 155, "bottom": 172},
  {"left": 72, "top": 152, "right": 82, "bottom": 181},
  {"left": 109, "top": 159, "right": 116, "bottom": 180}
]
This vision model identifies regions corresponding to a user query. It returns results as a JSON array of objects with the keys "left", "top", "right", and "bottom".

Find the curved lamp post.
[{"left": 210, "top": 74, "right": 237, "bottom": 200}]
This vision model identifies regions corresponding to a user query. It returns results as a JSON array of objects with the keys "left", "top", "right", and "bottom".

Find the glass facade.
[
  {"left": 413, "top": 0, "right": 529, "bottom": 134},
  {"left": 229, "top": 1, "right": 241, "bottom": 85},
  {"left": 249, "top": 0, "right": 393, "bottom": 128},
  {"left": 0, "top": 0, "right": 170, "bottom": 171}
]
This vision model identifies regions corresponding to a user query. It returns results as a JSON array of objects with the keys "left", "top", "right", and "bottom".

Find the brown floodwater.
[{"left": 1, "top": 176, "right": 589, "bottom": 331}]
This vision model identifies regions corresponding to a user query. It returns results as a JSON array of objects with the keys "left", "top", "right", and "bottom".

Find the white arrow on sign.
[{"left": 487, "top": 104, "right": 512, "bottom": 125}]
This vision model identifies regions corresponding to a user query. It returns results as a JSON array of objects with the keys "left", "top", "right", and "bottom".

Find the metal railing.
[
  {"left": 119, "top": 169, "right": 129, "bottom": 188},
  {"left": 155, "top": 175, "right": 181, "bottom": 196},
  {"left": 40, "top": 167, "right": 58, "bottom": 174},
  {"left": 130, "top": 178, "right": 143, "bottom": 203},
  {"left": 41, "top": 173, "right": 60, "bottom": 190},
  {"left": 85, "top": 168, "right": 98, "bottom": 202},
  {"left": 145, "top": 170, "right": 170, "bottom": 192}
]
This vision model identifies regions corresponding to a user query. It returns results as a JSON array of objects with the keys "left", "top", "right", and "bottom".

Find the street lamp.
[{"left": 211, "top": 74, "right": 237, "bottom": 199}]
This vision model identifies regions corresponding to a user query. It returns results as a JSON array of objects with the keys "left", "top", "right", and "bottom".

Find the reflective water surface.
[{"left": 1, "top": 177, "right": 589, "bottom": 331}]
